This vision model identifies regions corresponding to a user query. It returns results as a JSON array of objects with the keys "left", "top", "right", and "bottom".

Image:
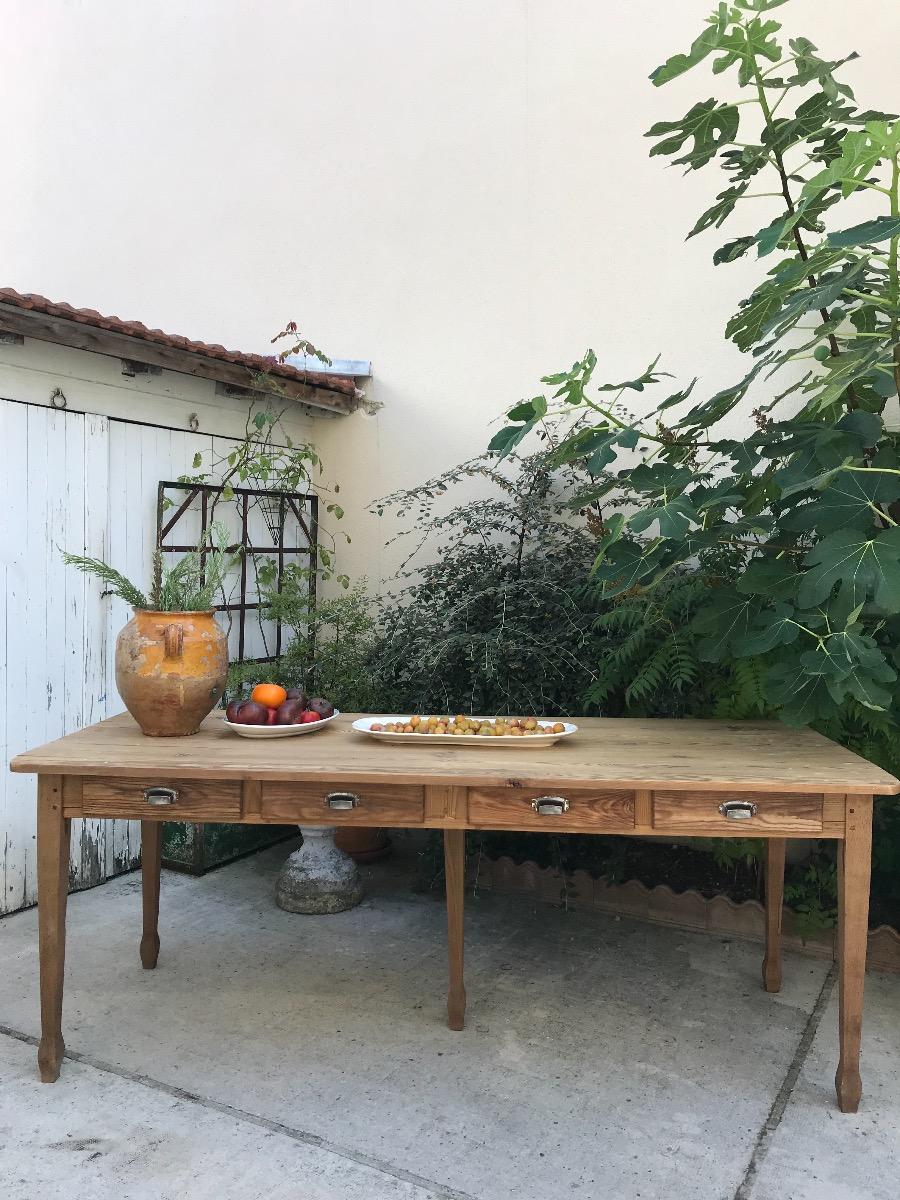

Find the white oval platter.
[
  {"left": 351, "top": 716, "right": 577, "bottom": 748},
  {"left": 224, "top": 709, "right": 341, "bottom": 738}
]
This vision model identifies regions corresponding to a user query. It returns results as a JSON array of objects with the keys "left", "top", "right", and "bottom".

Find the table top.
[{"left": 10, "top": 712, "right": 899, "bottom": 795}]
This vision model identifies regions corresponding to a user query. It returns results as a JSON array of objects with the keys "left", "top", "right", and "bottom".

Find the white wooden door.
[
  {"left": 0, "top": 400, "right": 115, "bottom": 909},
  {"left": 0, "top": 400, "right": 225, "bottom": 913}
]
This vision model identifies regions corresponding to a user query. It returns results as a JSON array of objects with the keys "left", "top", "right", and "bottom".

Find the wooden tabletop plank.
[{"left": 9, "top": 712, "right": 899, "bottom": 794}]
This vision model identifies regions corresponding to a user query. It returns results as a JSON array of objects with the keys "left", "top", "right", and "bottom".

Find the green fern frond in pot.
[
  {"left": 62, "top": 522, "right": 236, "bottom": 612},
  {"left": 60, "top": 554, "right": 150, "bottom": 609}
]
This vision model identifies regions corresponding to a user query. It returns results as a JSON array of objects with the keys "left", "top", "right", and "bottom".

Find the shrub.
[{"left": 369, "top": 444, "right": 606, "bottom": 715}]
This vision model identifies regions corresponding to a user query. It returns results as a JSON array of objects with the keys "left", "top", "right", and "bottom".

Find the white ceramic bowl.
[{"left": 224, "top": 709, "right": 341, "bottom": 738}]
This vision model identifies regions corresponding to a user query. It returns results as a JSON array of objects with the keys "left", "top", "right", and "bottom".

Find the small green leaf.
[
  {"left": 733, "top": 602, "right": 801, "bottom": 656},
  {"left": 803, "top": 129, "right": 882, "bottom": 200},
  {"left": 836, "top": 410, "right": 883, "bottom": 446},
  {"left": 782, "top": 468, "right": 900, "bottom": 534},
  {"left": 755, "top": 211, "right": 801, "bottom": 257},
  {"left": 679, "top": 360, "right": 765, "bottom": 427},
  {"left": 865, "top": 119, "right": 900, "bottom": 157},
  {"left": 787, "top": 36, "right": 857, "bottom": 99},
  {"left": 627, "top": 462, "right": 695, "bottom": 495},
  {"left": 507, "top": 395, "right": 548, "bottom": 422},
  {"left": 760, "top": 257, "right": 870, "bottom": 346},
  {"left": 827, "top": 215, "right": 900, "bottom": 248},
  {"left": 726, "top": 282, "right": 782, "bottom": 350},
  {"left": 649, "top": 15, "right": 726, "bottom": 86},
  {"left": 820, "top": 625, "right": 897, "bottom": 709},
  {"left": 630, "top": 496, "right": 699, "bottom": 539},
  {"left": 657, "top": 380, "right": 698, "bottom": 412},
  {"left": 647, "top": 100, "right": 740, "bottom": 171},
  {"left": 688, "top": 185, "right": 750, "bottom": 238},
  {"left": 595, "top": 356, "right": 668, "bottom": 394},
  {"left": 802, "top": 343, "right": 884, "bottom": 412},
  {"left": 798, "top": 526, "right": 900, "bottom": 613},
  {"left": 765, "top": 660, "right": 835, "bottom": 725},
  {"left": 711, "top": 18, "right": 782, "bottom": 86},
  {"left": 593, "top": 539, "right": 665, "bottom": 597},
  {"left": 593, "top": 513, "right": 626, "bottom": 560},
  {"left": 693, "top": 591, "right": 755, "bottom": 662},
  {"left": 713, "top": 236, "right": 755, "bottom": 264},
  {"left": 737, "top": 556, "right": 806, "bottom": 600},
  {"left": 488, "top": 425, "right": 529, "bottom": 458}
]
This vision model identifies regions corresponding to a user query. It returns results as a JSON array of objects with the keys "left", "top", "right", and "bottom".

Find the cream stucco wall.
[{"left": 3, "top": 0, "right": 900, "bottom": 588}]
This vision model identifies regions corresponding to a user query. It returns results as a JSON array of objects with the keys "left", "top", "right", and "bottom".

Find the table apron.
[{"left": 59, "top": 777, "right": 847, "bottom": 839}]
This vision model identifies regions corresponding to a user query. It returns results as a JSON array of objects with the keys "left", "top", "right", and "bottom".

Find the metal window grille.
[{"left": 156, "top": 480, "right": 317, "bottom": 663}]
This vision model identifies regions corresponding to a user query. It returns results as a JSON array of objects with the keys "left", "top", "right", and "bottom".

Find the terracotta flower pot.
[
  {"left": 334, "top": 827, "right": 392, "bottom": 863},
  {"left": 115, "top": 609, "right": 228, "bottom": 737}
]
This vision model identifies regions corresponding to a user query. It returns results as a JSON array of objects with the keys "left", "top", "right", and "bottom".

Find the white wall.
[{"left": 3, "top": 0, "right": 900, "bottom": 587}]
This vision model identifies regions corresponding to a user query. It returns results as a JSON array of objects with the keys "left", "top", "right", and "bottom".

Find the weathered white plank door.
[
  {"left": 0, "top": 400, "right": 223, "bottom": 913},
  {"left": 0, "top": 400, "right": 127, "bottom": 910}
]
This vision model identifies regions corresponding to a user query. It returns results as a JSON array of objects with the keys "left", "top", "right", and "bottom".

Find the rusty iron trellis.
[{"left": 156, "top": 480, "right": 318, "bottom": 663}]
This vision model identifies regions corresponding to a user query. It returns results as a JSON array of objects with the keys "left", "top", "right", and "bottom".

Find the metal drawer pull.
[
  {"left": 531, "top": 796, "right": 569, "bottom": 815},
  {"left": 718, "top": 800, "right": 757, "bottom": 820},
  {"left": 326, "top": 792, "right": 360, "bottom": 810},
  {"left": 144, "top": 786, "right": 178, "bottom": 807}
]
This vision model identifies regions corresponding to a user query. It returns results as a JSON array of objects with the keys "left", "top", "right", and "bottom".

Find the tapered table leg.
[
  {"left": 835, "top": 796, "right": 873, "bottom": 1113},
  {"left": 37, "top": 775, "right": 70, "bottom": 1083},
  {"left": 444, "top": 829, "right": 466, "bottom": 1031},
  {"left": 140, "top": 820, "right": 162, "bottom": 969},
  {"left": 762, "top": 838, "right": 786, "bottom": 993}
]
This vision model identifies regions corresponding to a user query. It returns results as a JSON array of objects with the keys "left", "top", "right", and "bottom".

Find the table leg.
[
  {"left": 140, "top": 820, "right": 162, "bottom": 969},
  {"left": 444, "top": 829, "right": 466, "bottom": 1031},
  {"left": 835, "top": 796, "right": 873, "bottom": 1113},
  {"left": 762, "top": 838, "right": 785, "bottom": 993},
  {"left": 37, "top": 775, "right": 70, "bottom": 1083}
]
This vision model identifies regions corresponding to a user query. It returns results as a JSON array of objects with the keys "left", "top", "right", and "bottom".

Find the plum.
[
  {"left": 308, "top": 697, "right": 335, "bottom": 718},
  {"left": 285, "top": 688, "right": 308, "bottom": 707},
  {"left": 227, "top": 699, "right": 270, "bottom": 725},
  {"left": 275, "top": 699, "right": 306, "bottom": 725}
]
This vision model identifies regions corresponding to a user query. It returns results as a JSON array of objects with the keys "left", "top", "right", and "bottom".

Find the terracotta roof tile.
[{"left": 0, "top": 288, "right": 356, "bottom": 397}]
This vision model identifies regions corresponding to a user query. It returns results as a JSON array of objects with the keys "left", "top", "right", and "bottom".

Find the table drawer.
[
  {"left": 260, "top": 782, "right": 424, "bottom": 825},
  {"left": 652, "top": 790, "right": 823, "bottom": 835},
  {"left": 81, "top": 777, "right": 242, "bottom": 821},
  {"left": 468, "top": 787, "right": 634, "bottom": 832}
]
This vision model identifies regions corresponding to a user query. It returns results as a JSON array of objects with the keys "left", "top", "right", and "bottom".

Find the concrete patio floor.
[{"left": 1, "top": 837, "right": 898, "bottom": 1200}]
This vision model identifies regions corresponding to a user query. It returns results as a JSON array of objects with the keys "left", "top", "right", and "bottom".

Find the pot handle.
[{"left": 164, "top": 623, "right": 185, "bottom": 660}]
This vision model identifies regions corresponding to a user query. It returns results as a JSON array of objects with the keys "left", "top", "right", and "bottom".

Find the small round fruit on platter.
[
  {"left": 352, "top": 715, "right": 578, "bottom": 747},
  {"left": 223, "top": 684, "right": 339, "bottom": 738}
]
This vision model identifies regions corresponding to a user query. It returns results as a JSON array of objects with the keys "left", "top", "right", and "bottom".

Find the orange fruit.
[{"left": 251, "top": 682, "right": 287, "bottom": 709}]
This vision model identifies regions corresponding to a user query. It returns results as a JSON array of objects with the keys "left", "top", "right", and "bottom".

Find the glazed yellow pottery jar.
[{"left": 115, "top": 609, "right": 228, "bottom": 736}]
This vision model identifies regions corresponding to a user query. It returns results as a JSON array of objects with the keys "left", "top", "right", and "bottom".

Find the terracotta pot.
[
  {"left": 115, "top": 609, "right": 228, "bottom": 737},
  {"left": 334, "top": 827, "right": 392, "bottom": 863}
]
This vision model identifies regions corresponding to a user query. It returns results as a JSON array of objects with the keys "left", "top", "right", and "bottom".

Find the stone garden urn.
[{"left": 275, "top": 826, "right": 364, "bottom": 913}]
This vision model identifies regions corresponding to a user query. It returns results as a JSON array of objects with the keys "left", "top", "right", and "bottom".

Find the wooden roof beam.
[{"left": 0, "top": 304, "right": 356, "bottom": 415}]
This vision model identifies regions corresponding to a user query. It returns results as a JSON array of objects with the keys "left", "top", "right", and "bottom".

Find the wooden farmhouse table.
[{"left": 11, "top": 711, "right": 899, "bottom": 1112}]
